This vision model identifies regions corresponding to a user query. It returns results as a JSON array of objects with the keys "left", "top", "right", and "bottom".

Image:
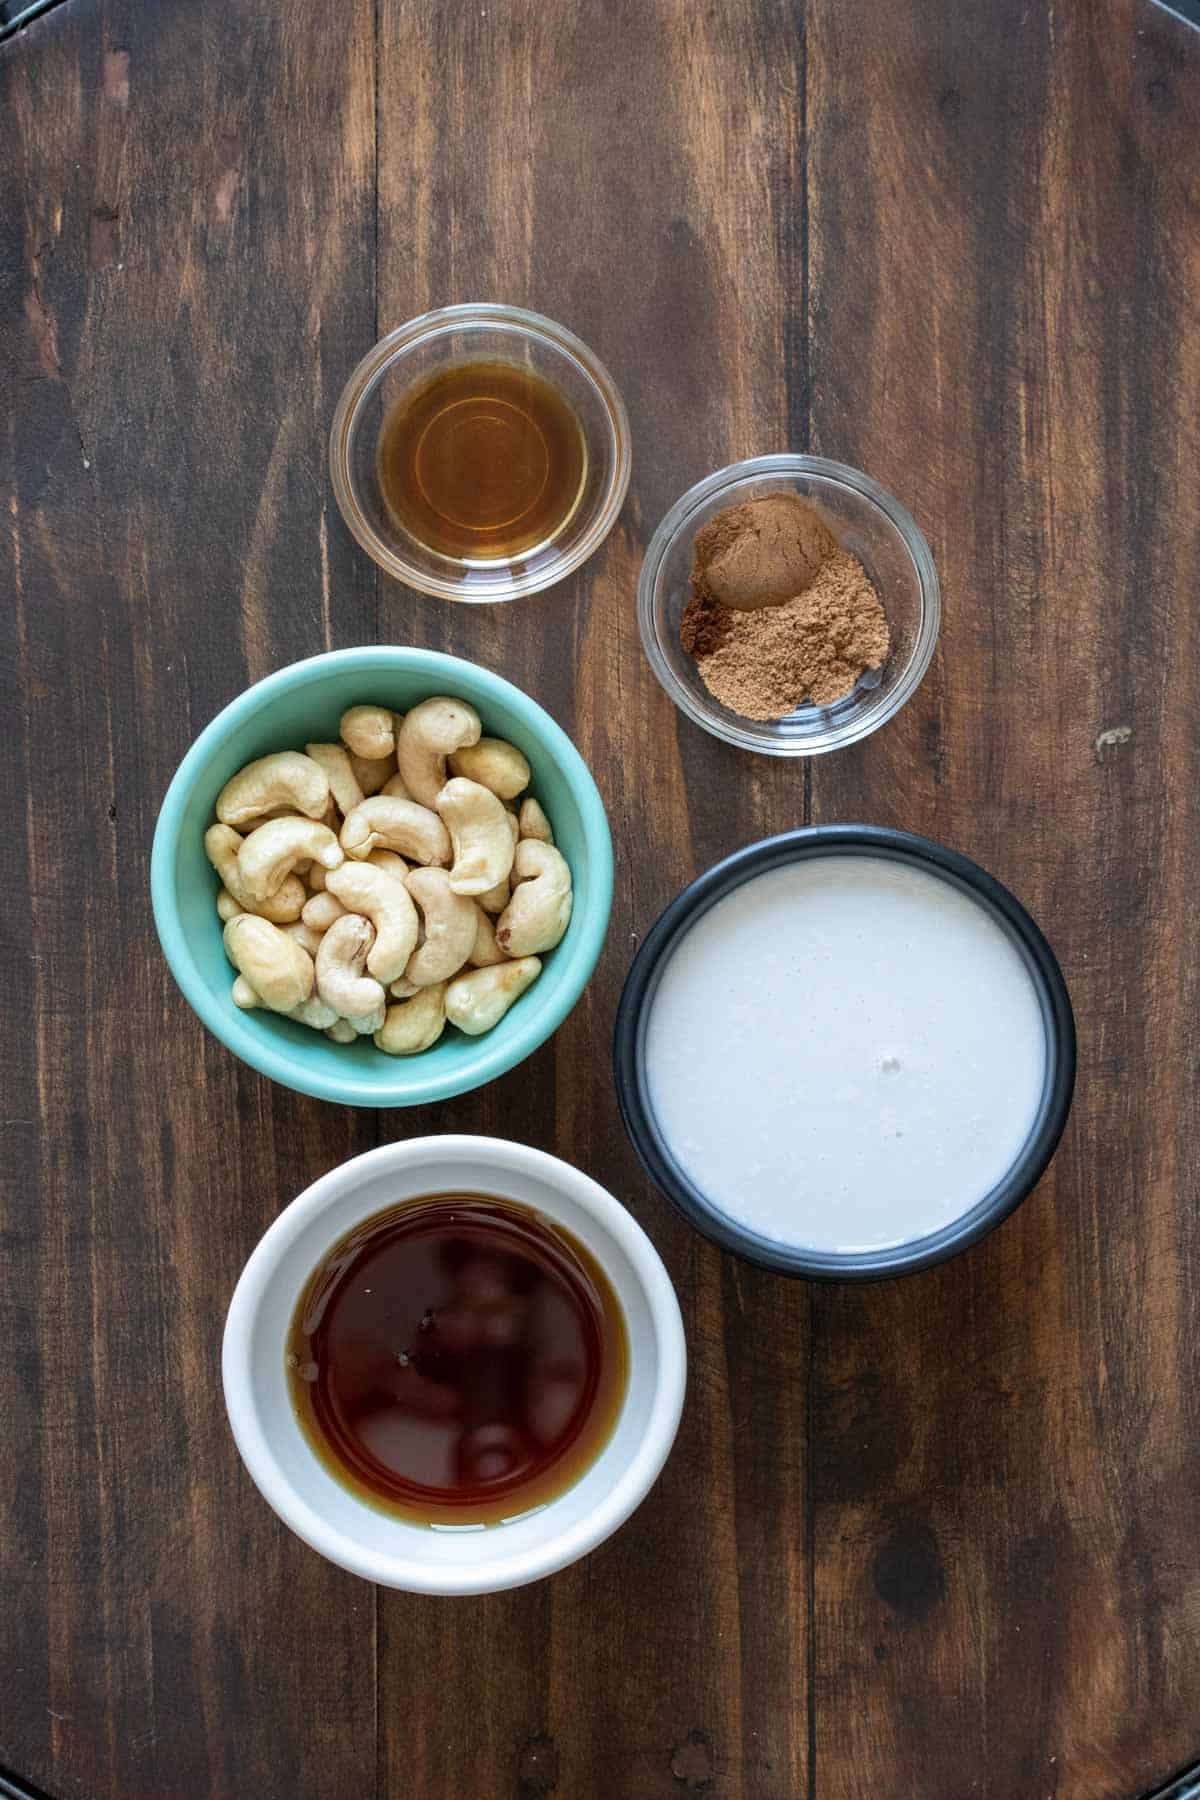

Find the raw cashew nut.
[
  {"left": 205, "top": 697, "right": 565, "bottom": 1054},
  {"left": 448, "top": 737, "right": 531, "bottom": 801},
  {"left": 396, "top": 697, "right": 481, "bottom": 809},
  {"left": 350, "top": 1003, "right": 386, "bottom": 1035},
  {"left": 468, "top": 905, "right": 507, "bottom": 968},
  {"left": 473, "top": 812, "right": 516, "bottom": 911},
  {"left": 477, "top": 875, "right": 511, "bottom": 915},
  {"left": 215, "top": 751, "right": 330, "bottom": 828},
  {"left": 324, "top": 861, "right": 420, "bottom": 985},
  {"left": 404, "top": 867, "right": 478, "bottom": 986},
  {"left": 349, "top": 751, "right": 396, "bottom": 796},
  {"left": 368, "top": 848, "right": 409, "bottom": 878},
  {"left": 205, "top": 824, "right": 305, "bottom": 923},
  {"left": 340, "top": 796, "right": 450, "bottom": 867},
  {"left": 518, "top": 797, "right": 554, "bottom": 845},
  {"left": 289, "top": 995, "right": 341, "bottom": 1030},
  {"left": 495, "top": 841, "right": 573, "bottom": 956},
  {"left": 301, "top": 891, "right": 347, "bottom": 933},
  {"left": 444, "top": 958, "right": 541, "bottom": 1035},
  {"left": 436, "top": 777, "right": 516, "bottom": 897},
  {"left": 223, "top": 914, "right": 315, "bottom": 1014},
  {"left": 305, "top": 743, "right": 365, "bottom": 818},
  {"left": 315, "top": 913, "right": 387, "bottom": 1020},
  {"left": 237, "top": 817, "right": 343, "bottom": 905},
  {"left": 375, "top": 983, "right": 448, "bottom": 1056},
  {"left": 340, "top": 705, "right": 396, "bottom": 762},
  {"left": 282, "top": 920, "right": 324, "bottom": 957}
]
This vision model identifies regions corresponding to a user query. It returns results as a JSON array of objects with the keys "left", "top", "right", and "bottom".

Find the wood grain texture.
[
  {"left": 2, "top": 1, "right": 379, "bottom": 1795},
  {"left": 2, "top": 0, "right": 1198, "bottom": 1796},
  {"left": 372, "top": 6, "right": 811, "bottom": 1797},
  {"left": 806, "top": 2, "right": 1200, "bottom": 1794}
]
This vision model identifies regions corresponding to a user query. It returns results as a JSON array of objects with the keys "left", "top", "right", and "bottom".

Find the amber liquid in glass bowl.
[
  {"left": 288, "top": 1194, "right": 628, "bottom": 1525},
  {"left": 376, "top": 359, "right": 587, "bottom": 564}
]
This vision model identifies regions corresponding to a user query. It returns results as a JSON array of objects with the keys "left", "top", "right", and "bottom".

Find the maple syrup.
[
  {"left": 376, "top": 359, "right": 587, "bottom": 563},
  {"left": 288, "top": 1195, "right": 627, "bottom": 1524}
]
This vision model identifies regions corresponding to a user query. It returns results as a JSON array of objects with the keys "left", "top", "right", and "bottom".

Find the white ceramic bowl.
[{"left": 222, "top": 1137, "right": 687, "bottom": 1594}]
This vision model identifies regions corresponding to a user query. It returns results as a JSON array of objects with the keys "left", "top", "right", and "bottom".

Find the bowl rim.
[
  {"left": 150, "top": 647, "right": 614, "bottom": 1107},
  {"left": 613, "top": 826, "right": 1076, "bottom": 1281},
  {"left": 329, "top": 303, "right": 633, "bottom": 602},
  {"left": 221, "top": 1135, "right": 688, "bottom": 1593},
  {"left": 637, "top": 453, "right": 941, "bottom": 756}
]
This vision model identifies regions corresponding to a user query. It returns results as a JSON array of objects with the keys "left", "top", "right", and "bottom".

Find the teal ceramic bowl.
[{"left": 151, "top": 648, "right": 613, "bottom": 1107}]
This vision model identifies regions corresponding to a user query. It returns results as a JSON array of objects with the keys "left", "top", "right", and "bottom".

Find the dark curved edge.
[
  {"left": 0, "top": 0, "right": 69, "bottom": 45},
  {"left": 1, "top": 1743, "right": 1193, "bottom": 1800},
  {"left": 1, "top": 0, "right": 1192, "bottom": 47},
  {"left": 0, "top": 1767, "right": 57, "bottom": 1800},
  {"left": 5, "top": 1746, "right": 1198, "bottom": 1800},
  {"left": 1146, "top": 1760, "right": 1200, "bottom": 1800},
  {"left": 3, "top": 1745, "right": 1196, "bottom": 1799},
  {"left": 1149, "top": 0, "right": 1200, "bottom": 29},
  {"left": 4, "top": 0, "right": 1187, "bottom": 51},
  {"left": 614, "top": 827, "right": 1077, "bottom": 1283}
]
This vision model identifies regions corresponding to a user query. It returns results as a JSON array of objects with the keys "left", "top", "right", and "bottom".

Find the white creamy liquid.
[{"left": 644, "top": 857, "right": 1047, "bottom": 1253}]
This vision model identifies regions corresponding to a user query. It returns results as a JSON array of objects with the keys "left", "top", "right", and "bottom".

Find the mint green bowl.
[{"left": 150, "top": 648, "right": 613, "bottom": 1107}]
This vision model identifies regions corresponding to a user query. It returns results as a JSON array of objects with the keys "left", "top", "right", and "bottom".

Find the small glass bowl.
[
  {"left": 637, "top": 455, "right": 940, "bottom": 755},
  {"left": 329, "top": 304, "right": 631, "bottom": 603}
]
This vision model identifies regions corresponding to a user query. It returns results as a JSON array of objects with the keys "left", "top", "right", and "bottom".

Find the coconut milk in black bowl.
[{"left": 614, "top": 827, "right": 1076, "bottom": 1281}]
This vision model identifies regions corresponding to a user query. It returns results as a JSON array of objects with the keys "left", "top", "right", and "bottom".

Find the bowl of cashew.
[{"left": 151, "top": 648, "right": 613, "bottom": 1106}]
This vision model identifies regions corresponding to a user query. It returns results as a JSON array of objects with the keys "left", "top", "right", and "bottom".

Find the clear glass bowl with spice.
[{"left": 638, "top": 455, "right": 940, "bottom": 755}]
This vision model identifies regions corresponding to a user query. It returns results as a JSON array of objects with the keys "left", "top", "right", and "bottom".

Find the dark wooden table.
[{"left": 4, "top": 1, "right": 1200, "bottom": 1796}]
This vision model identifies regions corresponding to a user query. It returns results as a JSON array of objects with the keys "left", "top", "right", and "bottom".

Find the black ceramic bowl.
[{"left": 614, "top": 827, "right": 1076, "bottom": 1281}]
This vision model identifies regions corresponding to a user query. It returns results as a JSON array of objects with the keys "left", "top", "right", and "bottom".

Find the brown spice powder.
[
  {"left": 680, "top": 500, "right": 889, "bottom": 719},
  {"left": 692, "top": 492, "right": 838, "bottom": 611}
]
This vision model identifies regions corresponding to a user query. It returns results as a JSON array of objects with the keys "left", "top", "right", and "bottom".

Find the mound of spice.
[{"left": 680, "top": 494, "right": 889, "bottom": 718}]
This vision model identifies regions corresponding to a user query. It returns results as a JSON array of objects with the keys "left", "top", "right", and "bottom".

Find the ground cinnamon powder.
[
  {"left": 680, "top": 495, "right": 889, "bottom": 719},
  {"left": 692, "top": 493, "right": 838, "bottom": 611}
]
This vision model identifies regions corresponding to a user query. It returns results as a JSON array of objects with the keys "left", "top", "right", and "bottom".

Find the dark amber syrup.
[{"left": 288, "top": 1195, "right": 627, "bottom": 1525}]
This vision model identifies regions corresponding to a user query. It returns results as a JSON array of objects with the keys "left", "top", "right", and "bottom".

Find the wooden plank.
[
  {"left": 373, "top": 2, "right": 814, "bottom": 1795},
  {"left": 806, "top": 0, "right": 1200, "bottom": 1795},
  {"left": 0, "top": 0, "right": 379, "bottom": 1794},
  {"left": 4, "top": 0, "right": 1200, "bottom": 1795}
]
